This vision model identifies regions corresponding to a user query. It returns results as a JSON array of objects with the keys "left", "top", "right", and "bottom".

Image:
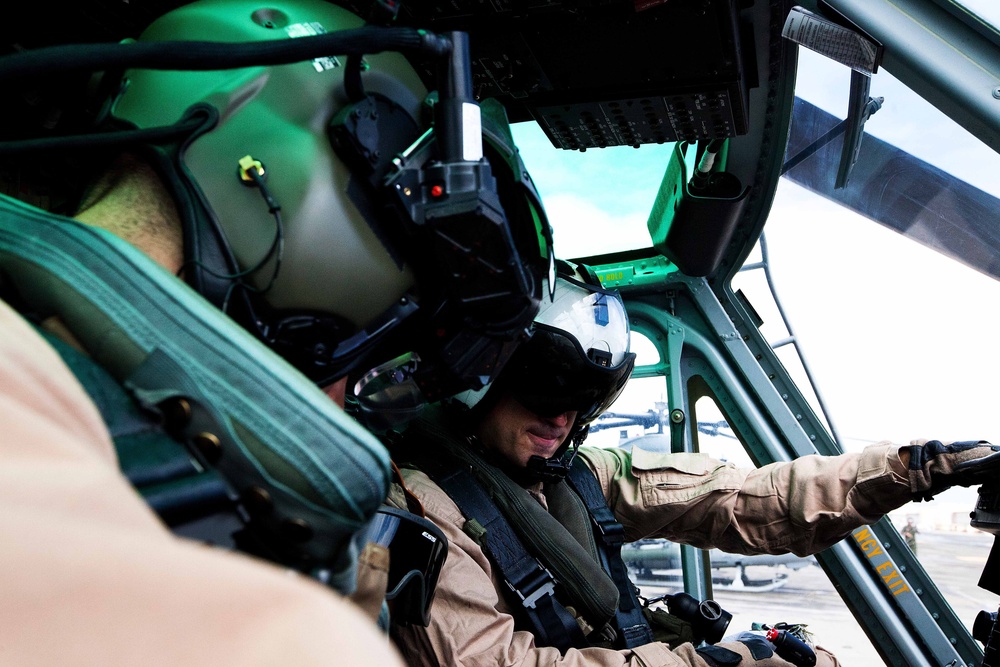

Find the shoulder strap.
[
  {"left": 567, "top": 458, "right": 654, "bottom": 649},
  {"left": 422, "top": 457, "right": 588, "bottom": 652},
  {"left": 0, "top": 194, "right": 390, "bottom": 589}
]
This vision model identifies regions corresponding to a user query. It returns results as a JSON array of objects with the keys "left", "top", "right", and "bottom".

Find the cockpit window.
[
  {"left": 950, "top": 0, "right": 1000, "bottom": 35},
  {"left": 730, "top": 43, "right": 1000, "bottom": 648},
  {"left": 784, "top": 48, "right": 1000, "bottom": 286},
  {"left": 510, "top": 122, "right": 673, "bottom": 259}
]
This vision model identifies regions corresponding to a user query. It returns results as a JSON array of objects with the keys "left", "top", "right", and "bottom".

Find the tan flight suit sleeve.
[
  {"left": 0, "top": 301, "right": 405, "bottom": 667},
  {"left": 392, "top": 468, "right": 739, "bottom": 667},
  {"left": 579, "top": 443, "right": 912, "bottom": 556}
]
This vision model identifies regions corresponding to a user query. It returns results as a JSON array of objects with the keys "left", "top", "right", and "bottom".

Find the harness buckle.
[
  {"left": 508, "top": 561, "right": 558, "bottom": 609},
  {"left": 521, "top": 580, "right": 556, "bottom": 609},
  {"left": 595, "top": 515, "right": 625, "bottom": 547}
]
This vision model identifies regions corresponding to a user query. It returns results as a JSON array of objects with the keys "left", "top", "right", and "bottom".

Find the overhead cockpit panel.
[{"left": 349, "top": 0, "right": 753, "bottom": 150}]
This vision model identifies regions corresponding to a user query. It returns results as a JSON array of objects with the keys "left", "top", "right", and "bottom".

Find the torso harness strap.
[
  {"left": 0, "top": 193, "right": 392, "bottom": 592},
  {"left": 424, "top": 453, "right": 654, "bottom": 651},
  {"left": 430, "top": 462, "right": 589, "bottom": 652},
  {"left": 32, "top": 325, "right": 243, "bottom": 538},
  {"left": 566, "top": 458, "right": 655, "bottom": 649}
]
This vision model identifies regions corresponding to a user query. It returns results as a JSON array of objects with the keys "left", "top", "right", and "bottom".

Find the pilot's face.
[{"left": 477, "top": 393, "right": 576, "bottom": 468}]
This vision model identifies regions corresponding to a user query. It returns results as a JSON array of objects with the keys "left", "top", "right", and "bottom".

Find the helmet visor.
[
  {"left": 498, "top": 323, "right": 636, "bottom": 425},
  {"left": 536, "top": 277, "right": 632, "bottom": 367},
  {"left": 367, "top": 506, "right": 448, "bottom": 627}
]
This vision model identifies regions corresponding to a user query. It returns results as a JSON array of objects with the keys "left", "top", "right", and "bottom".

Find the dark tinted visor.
[
  {"left": 368, "top": 506, "right": 448, "bottom": 627},
  {"left": 497, "top": 323, "right": 636, "bottom": 425}
]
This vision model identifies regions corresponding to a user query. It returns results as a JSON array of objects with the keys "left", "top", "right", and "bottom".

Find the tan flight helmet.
[{"left": 110, "top": 0, "right": 554, "bottom": 407}]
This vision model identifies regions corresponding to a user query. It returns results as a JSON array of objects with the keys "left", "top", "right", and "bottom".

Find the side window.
[
  {"left": 731, "top": 45, "right": 1000, "bottom": 653},
  {"left": 690, "top": 396, "right": 750, "bottom": 467},
  {"left": 594, "top": 372, "right": 884, "bottom": 663},
  {"left": 588, "top": 330, "right": 668, "bottom": 448},
  {"left": 630, "top": 330, "right": 660, "bottom": 367}
]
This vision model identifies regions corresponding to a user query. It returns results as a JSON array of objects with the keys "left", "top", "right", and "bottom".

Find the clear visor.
[{"left": 352, "top": 353, "right": 427, "bottom": 434}]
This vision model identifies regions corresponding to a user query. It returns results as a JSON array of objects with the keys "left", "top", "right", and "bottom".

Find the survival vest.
[
  {"left": 398, "top": 408, "right": 678, "bottom": 652},
  {"left": 0, "top": 193, "right": 391, "bottom": 590}
]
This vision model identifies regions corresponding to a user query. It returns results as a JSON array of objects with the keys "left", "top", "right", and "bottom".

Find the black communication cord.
[
  {"left": 0, "top": 27, "right": 451, "bottom": 83},
  {"left": 180, "top": 160, "right": 285, "bottom": 315}
]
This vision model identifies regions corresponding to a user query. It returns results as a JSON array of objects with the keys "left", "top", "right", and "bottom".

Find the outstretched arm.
[{"left": 581, "top": 443, "right": 913, "bottom": 557}]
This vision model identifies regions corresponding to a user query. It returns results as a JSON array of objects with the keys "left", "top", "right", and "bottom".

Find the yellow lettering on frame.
[
  {"left": 854, "top": 527, "right": 912, "bottom": 598},
  {"left": 859, "top": 539, "right": 884, "bottom": 557}
]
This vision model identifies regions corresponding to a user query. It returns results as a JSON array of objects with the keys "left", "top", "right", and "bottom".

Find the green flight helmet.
[{"left": 110, "top": 0, "right": 554, "bottom": 405}]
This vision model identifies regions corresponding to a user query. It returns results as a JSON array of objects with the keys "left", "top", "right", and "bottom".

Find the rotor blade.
[{"left": 782, "top": 97, "right": 1000, "bottom": 282}]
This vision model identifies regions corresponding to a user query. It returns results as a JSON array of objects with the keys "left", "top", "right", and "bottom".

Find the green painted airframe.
[{"left": 3, "top": 0, "right": 999, "bottom": 664}]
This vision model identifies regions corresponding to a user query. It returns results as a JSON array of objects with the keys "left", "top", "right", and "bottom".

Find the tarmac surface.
[{"left": 632, "top": 530, "right": 1000, "bottom": 666}]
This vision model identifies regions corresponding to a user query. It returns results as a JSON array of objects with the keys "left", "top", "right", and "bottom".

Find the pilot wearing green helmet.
[{"left": 0, "top": 0, "right": 552, "bottom": 663}]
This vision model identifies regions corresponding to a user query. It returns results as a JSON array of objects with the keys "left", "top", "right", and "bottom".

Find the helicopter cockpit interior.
[{"left": 3, "top": 1, "right": 1000, "bottom": 665}]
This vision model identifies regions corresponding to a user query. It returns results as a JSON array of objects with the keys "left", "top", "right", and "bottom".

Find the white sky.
[
  {"left": 766, "top": 50, "right": 1000, "bottom": 448},
  {"left": 956, "top": 0, "right": 1000, "bottom": 28}
]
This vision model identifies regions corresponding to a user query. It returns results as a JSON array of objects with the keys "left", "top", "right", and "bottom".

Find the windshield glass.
[
  {"left": 734, "top": 40, "right": 1000, "bottom": 648},
  {"left": 952, "top": 0, "right": 1000, "bottom": 33},
  {"left": 754, "top": 46, "right": 1000, "bottom": 439},
  {"left": 734, "top": 46, "right": 1000, "bottom": 660},
  {"left": 510, "top": 124, "right": 672, "bottom": 259}
]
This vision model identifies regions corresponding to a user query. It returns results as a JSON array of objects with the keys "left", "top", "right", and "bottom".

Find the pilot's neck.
[
  {"left": 73, "top": 152, "right": 184, "bottom": 275},
  {"left": 42, "top": 152, "right": 185, "bottom": 353}
]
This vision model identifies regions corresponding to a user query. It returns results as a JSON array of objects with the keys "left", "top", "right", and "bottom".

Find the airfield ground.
[{"left": 634, "top": 529, "right": 1000, "bottom": 665}]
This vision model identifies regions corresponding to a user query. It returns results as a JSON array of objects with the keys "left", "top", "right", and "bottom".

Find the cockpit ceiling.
[
  {"left": 360, "top": 0, "right": 752, "bottom": 150},
  {"left": 4, "top": 0, "right": 754, "bottom": 151}
]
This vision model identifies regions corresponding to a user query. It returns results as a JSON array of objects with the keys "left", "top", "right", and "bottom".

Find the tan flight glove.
[
  {"left": 906, "top": 439, "right": 1000, "bottom": 501},
  {"left": 695, "top": 631, "right": 840, "bottom": 667}
]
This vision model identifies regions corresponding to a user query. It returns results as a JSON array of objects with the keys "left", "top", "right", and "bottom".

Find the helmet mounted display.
[{"left": 20, "top": 0, "right": 554, "bottom": 412}]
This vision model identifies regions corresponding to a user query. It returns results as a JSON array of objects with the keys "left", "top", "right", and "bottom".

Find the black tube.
[
  {"left": 434, "top": 31, "right": 477, "bottom": 164},
  {"left": 0, "top": 104, "right": 218, "bottom": 154},
  {"left": 0, "top": 27, "right": 451, "bottom": 81}
]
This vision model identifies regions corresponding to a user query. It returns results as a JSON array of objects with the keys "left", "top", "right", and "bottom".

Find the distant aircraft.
[
  {"left": 594, "top": 421, "right": 818, "bottom": 591},
  {"left": 622, "top": 538, "right": 816, "bottom": 592}
]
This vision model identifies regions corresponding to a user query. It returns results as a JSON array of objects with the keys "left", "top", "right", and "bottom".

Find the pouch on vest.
[
  {"left": 642, "top": 605, "right": 697, "bottom": 649},
  {"left": 0, "top": 193, "right": 391, "bottom": 587}
]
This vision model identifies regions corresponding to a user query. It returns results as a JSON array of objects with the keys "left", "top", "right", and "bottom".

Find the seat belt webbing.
[
  {"left": 428, "top": 462, "right": 588, "bottom": 652},
  {"left": 567, "top": 459, "right": 654, "bottom": 649}
]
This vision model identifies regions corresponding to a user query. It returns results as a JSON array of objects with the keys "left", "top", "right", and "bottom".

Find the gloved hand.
[
  {"left": 695, "top": 632, "right": 838, "bottom": 666},
  {"left": 907, "top": 439, "right": 1000, "bottom": 501}
]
